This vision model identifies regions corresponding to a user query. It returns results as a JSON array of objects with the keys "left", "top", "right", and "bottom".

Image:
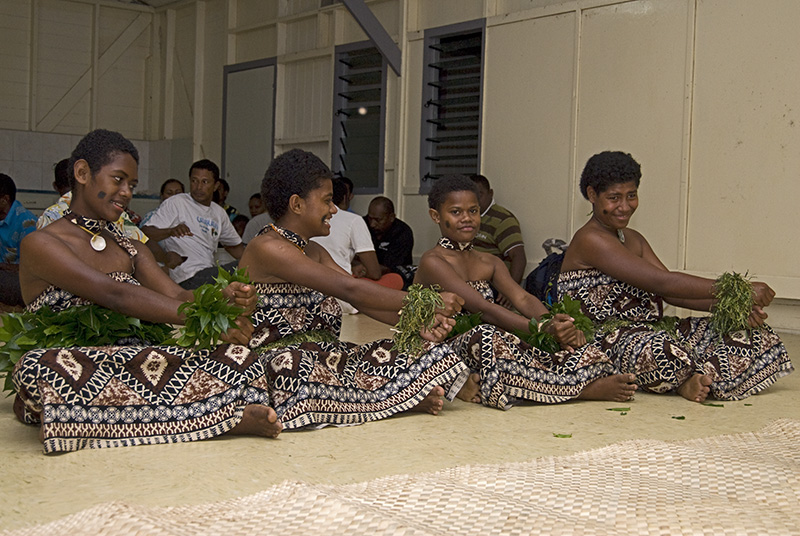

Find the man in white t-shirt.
[
  {"left": 142, "top": 159, "right": 243, "bottom": 288},
  {"left": 311, "top": 178, "right": 382, "bottom": 313}
]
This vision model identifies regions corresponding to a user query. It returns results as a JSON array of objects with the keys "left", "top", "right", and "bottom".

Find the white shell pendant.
[{"left": 90, "top": 234, "right": 107, "bottom": 251}]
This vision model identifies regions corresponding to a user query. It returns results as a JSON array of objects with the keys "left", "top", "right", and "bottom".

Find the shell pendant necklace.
[{"left": 66, "top": 210, "right": 107, "bottom": 251}]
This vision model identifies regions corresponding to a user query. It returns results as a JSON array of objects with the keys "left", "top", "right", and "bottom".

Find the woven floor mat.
[{"left": 6, "top": 419, "right": 800, "bottom": 535}]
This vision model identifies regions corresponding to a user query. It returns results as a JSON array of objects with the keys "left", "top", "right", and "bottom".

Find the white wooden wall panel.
[
  {"left": 96, "top": 7, "right": 152, "bottom": 139},
  {"left": 575, "top": 0, "right": 692, "bottom": 269},
  {"left": 0, "top": 0, "right": 31, "bottom": 130},
  {"left": 236, "top": 0, "right": 278, "bottom": 23},
  {"left": 235, "top": 27, "right": 278, "bottom": 64},
  {"left": 279, "top": 0, "right": 320, "bottom": 18},
  {"left": 280, "top": 57, "right": 331, "bottom": 141},
  {"left": 337, "top": 0, "right": 399, "bottom": 45},
  {"left": 201, "top": 0, "right": 229, "bottom": 162},
  {"left": 482, "top": 12, "right": 577, "bottom": 259},
  {"left": 687, "top": 0, "right": 800, "bottom": 298},
  {"left": 170, "top": 4, "right": 198, "bottom": 140},
  {"left": 284, "top": 16, "right": 320, "bottom": 54},
  {"left": 414, "top": 0, "right": 485, "bottom": 31},
  {"left": 35, "top": 0, "right": 93, "bottom": 133}
]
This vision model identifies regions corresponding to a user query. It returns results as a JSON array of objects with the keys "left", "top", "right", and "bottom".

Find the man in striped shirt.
[{"left": 470, "top": 174, "right": 527, "bottom": 286}]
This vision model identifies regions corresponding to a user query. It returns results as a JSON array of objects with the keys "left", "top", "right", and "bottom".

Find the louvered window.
[
  {"left": 420, "top": 21, "right": 484, "bottom": 190},
  {"left": 332, "top": 44, "right": 386, "bottom": 193}
]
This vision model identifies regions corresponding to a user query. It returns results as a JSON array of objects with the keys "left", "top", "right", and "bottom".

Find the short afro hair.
[
  {"left": 69, "top": 129, "right": 139, "bottom": 189},
  {"left": 262, "top": 149, "right": 332, "bottom": 221},
  {"left": 579, "top": 151, "right": 641, "bottom": 199},
  {"left": 190, "top": 159, "right": 220, "bottom": 182},
  {"left": 427, "top": 174, "right": 480, "bottom": 210}
]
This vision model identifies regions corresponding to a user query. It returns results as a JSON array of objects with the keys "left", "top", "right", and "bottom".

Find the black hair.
[
  {"left": 579, "top": 151, "right": 641, "bottom": 199},
  {"left": 262, "top": 149, "right": 333, "bottom": 221},
  {"left": 338, "top": 175, "right": 354, "bottom": 194},
  {"left": 428, "top": 174, "right": 480, "bottom": 210},
  {"left": 331, "top": 178, "right": 349, "bottom": 206},
  {"left": 249, "top": 193, "right": 262, "bottom": 201},
  {"left": 190, "top": 159, "right": 220, "bottom": 182},
  {"left": 53, "top": 158, "right": 71, "bottom": 192},
  {"left": 232, "top": 214, "right": 249, "bottom": 225},
  {"left": 369, "top": 196, "right": 394, "bottom": 214},
  {"left": 217, "top": 178, "right": 230, "bottom": 192},
  {"left": 469, "top": 174, "right": 491, "bottom": 191},
  {"left": 160, "top": 178, "right": 184, "bottom": 196},
  {"left": 68, "top": 129, "right": 139, "bottom": 189},
  {"left": 0, "top": 173, "right": 16, "bottom": 203}
]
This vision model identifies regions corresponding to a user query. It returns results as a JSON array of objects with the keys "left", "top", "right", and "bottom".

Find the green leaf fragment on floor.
[
  {"left": 553, "top": 433, "right": 572, "bottom": 438},
  {"left": 672, "top": 416, "right": 686, "bottom": 420},
  {"left": 607, "top": 407, "right": 631, "bottom": 412},
  {"left": 744, "top": 403, "right": 752, "bottom": 406},
  {"left": 702, "top": 402, "right": 724, "bottom": 407}
]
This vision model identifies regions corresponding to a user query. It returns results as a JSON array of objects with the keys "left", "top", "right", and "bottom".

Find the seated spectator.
[
  {"left": 142, "top": 159, "right": 243, "bottom": 289},
  {"left": 311, "top": 179, "right": 402, "bottom": 312},
  {"left": 248, "top": 193, "right": 265, "bottom": 217},
  {"left": 0, "top": 173, "right": 38, "bottom": 307},
  {"left": 363, "top": 196, "right": 415, "bottom": 289},
  {"left": 470, "top": 174, "right": 527, "bottom": 284},
  {"left": 242, "top": 211, "right": 273, "bottom": 244},
  {"left": 140, "top": 178, "right": 185, "bottom": 227},
  {"left": 214, "top": 178, "right": 238, "bottom": 221},
  {"left": 232, "top": 214, "right": 249, "bottom": 237}
]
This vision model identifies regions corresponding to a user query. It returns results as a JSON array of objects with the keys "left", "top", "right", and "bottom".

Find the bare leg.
[
  {"left": 456, "top": 373, "right": 481, "bottom": 404},
  {"left": 411, "top": 386, "right": 445, "bottom": 415},
  {"left": 228, "top": 404, "right": 283, "bottom": 438},
  {"left": 677, "top": 373, "right": 713, "bottom": 403},
  {"left": 578, "top": 373, "right": 638, "bottom": 402}
]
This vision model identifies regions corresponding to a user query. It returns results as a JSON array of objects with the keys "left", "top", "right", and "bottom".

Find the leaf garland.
[
  {"left": 711, "top": 271, "right": 755, "bottom": 335},
  {"left": 174, "top": 266, "right": 250, "bottom": 350},
  {"left": 254, "top": 329, "right": 338, "bottom": 353},
  {"left": 447, "top": 311, "right": 484, "bottom": 339},
  {"left": 0, "top": 305, "right": 173, "bottom": 393},
  {"left": 391, "top": 283, "right": 445, "bottom": 357}
]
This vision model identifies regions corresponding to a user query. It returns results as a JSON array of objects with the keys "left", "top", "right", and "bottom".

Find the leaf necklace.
[
  {"left": 270, "top": 224, "right": 307, "bottom": 253},
  {"left": 438, "top": 236, "right": 473, "bottom": 251}
]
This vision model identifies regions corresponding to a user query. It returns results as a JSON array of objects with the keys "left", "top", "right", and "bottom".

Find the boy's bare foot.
[
  {"left": 578, "top": 373, "right": 637, "bottom": 402},
  {"left": 456, "top": 373, "right": 481, "bottom": 404},
  {"left": 677, "top": 373, "right": 713, "bottom": 403},
  {"left": 412, "top": 386, "right": 445, "bottom": 415},
  {"left": 229, "top": 404, "right": 283, "bottom": 438}
]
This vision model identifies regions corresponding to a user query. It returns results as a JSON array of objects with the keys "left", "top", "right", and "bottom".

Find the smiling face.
[
  {"left": 299, "top": 178, "right": 337, "bottom": 238},
  {"left": 73, "top": 152, "right": 138, "bottom": 221},
  {"left": 189, "top": 168, "right": 216, "bottom": 206},
  {"left": 587, "top": 180, "right": 639, "bottom": 231},
  {"left": 430, "top": 190, "right": 481, "bottom": 243}
]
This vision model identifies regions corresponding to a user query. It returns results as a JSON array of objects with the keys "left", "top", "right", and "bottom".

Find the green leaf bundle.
[
  {"left": 174, "top": 266, "right": 251, "bottom": 350},
  {"left": 392, "top": 283, "right": 444, "bottom": 357},
  {"left": 0, "top": 305, "right": 173, "bottom": 393},
  {"left": 514, "top": 294, "right": 595, "bottom": 354},
  {"left": 711, "top": 271, "right": 754, "bottom": 335},
  {"left": 447, "top": 311, "right": 483, "bottom": 339}
]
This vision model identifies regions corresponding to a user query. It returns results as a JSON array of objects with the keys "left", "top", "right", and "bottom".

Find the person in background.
[
  {"left": 470, "top": 174, "right": 527, "bottom": 306},
  {"left": 214, "top": 178, "right": 238, "bottom": 221},
  {"left": 52, "top": 158, "right": 71, "bottom": 196},
  {"left": 142, "top": 159, "right": 243, "bottom": 289},
  {"left": 363, "top": 196, "right": 415, "bottom": 289},
  {"left": 248, "top": 193, "right": 265, "bottom": 217},
  {"left": 232, "top": 214, "right": 249, "bottom": 238},
  {"left": 0, "top": 173, "right": 38, "bottom": 307},
  {"left": 139, "top": 178, "right": 185, "bottom": 227}
]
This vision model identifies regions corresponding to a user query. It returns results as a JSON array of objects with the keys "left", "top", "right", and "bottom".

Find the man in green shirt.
[{"left": 470, "top": 174, "right": 527, "bottom": 286}]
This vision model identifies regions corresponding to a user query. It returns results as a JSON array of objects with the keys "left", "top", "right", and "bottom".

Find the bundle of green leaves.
[
  {"left": 174, "top": 266, "right": 251, "bottom": 349},
  {"left": 711, "top": 271, "right": 755, "bottom": 335},
  {"left": 0, "top": 305, "right": 173, "bottom": 393},
  {"left": 447, "top": 311, "right": 483, "bottom": 339},
  {"left": 513, "top": 294, "right": 595, "bottom": 354},
  {"left": 392, "top": 283, "right": 445, "bottom": 357}
]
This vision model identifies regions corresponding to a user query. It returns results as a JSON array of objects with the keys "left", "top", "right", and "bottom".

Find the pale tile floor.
[{"left": 1, "top": 315, "right": 797, "bottom": 532}]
